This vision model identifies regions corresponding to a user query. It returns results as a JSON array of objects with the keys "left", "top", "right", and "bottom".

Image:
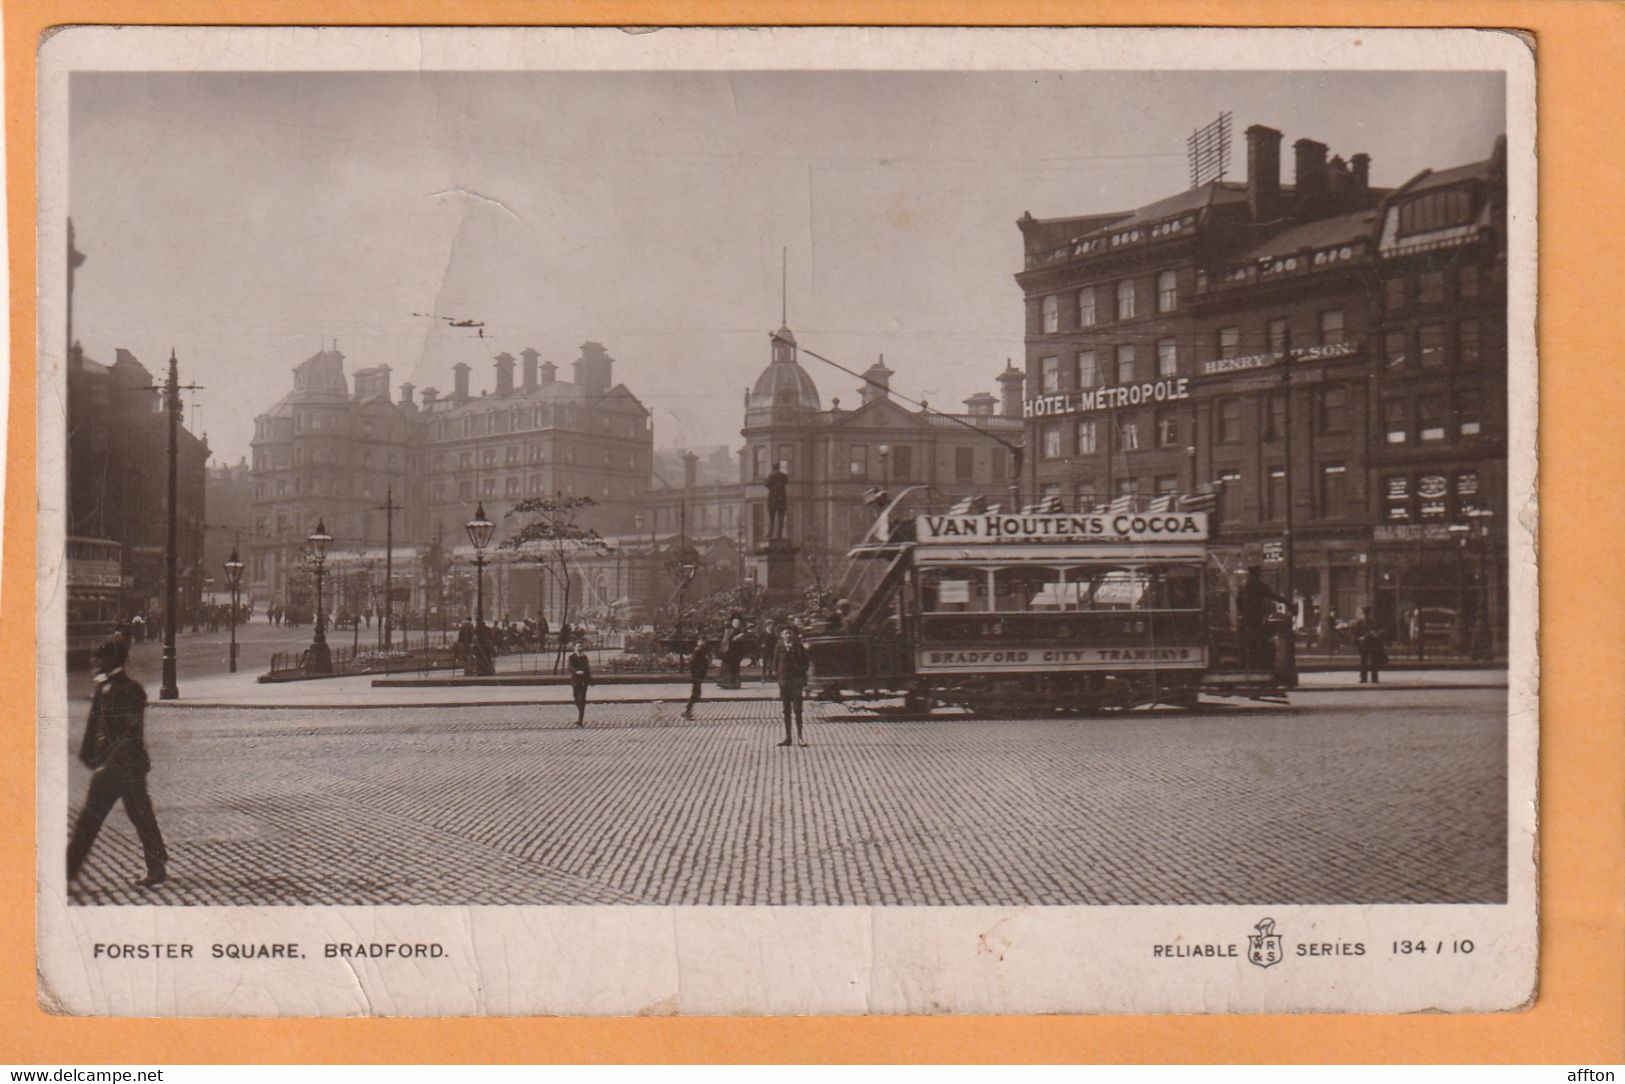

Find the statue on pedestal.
[{"left": 765, "top": 461, "right": 790, "bottom": 540}]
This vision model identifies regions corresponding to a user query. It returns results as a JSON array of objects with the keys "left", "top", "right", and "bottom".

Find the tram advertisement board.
[
  {"left": 917, "top": 645, "right": 1208, "bottom": 671},
  {"left": 916, "top": 511, "right": 1210, "bottom": 543}
]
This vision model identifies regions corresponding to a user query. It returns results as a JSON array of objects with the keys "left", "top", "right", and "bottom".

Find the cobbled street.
[{"left": 65, "top": 687, "right": 1507, "bottom": 907}]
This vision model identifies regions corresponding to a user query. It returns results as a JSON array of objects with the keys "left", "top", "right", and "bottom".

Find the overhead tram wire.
[{"left": 797, "top": 345, "right": 1027, "bottom": 509}]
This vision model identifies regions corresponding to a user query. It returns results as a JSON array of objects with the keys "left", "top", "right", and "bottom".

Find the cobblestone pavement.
[{"left": 64, "top": 688, "right": 1507, "bottom": 906}]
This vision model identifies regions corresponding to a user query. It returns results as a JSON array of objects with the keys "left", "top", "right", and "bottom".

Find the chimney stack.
[
  {"left": 421, "top": 386, "right": 439, "bottom": 406},
  {"left": 520, "top": 347, "right": 539, "bottom": 391},
  {"left": 399, "top": 382, "right": 415, "bottom": 408},
  {"left": 540, "top": 359, "right": 557, "bottom": 384},
  {"left": 963, "top": 391, "right": 998, "bottom": 417},
  {"left": 1294, "top": 137, "right": 1329, "bottom": 208},
  {"left": 1245, "top": 124, "right": 1283, "bottom": 223},
  {"left": 682, "top": 450, "right": 699, "bottom": 492},
  {"left": 452, "top": 362, "right": 471, "bottom": 400},
  {"left": 494, "top": 352, "right": 516, "bottom": 396},
  {"left": 996, "top": 361, "right": 1025, "bottom": 419},
  {"left": 1350, "top": 153, "right": 1371, "bottom": 193}
]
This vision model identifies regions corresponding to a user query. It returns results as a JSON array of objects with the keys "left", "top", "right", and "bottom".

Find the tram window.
[
  {"left": 992, "top": 566, "right": 1065, "bottom": 612},
  {"left": 920, "top": 567, "right": 990, "bottom": 613},
  {"left": 1065, "top": 565, "right": 1201, "bottom": 610}
]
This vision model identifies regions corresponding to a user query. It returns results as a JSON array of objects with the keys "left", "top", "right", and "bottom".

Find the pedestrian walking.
[
  {"left": 567, "top": 639, "right": 592, "bottom": 727},
  {"left": 67, "top": 637, "right": 168, "bottom": 888},
  {"left": 1237, "top": 565, "right": 1288, "bottom": 669},
  {"left": 682, "top": 639, "right": 711, "bottom": 720},
  {"left": 775, "top": 625, "right": 810, "bottom": 748},
  {"left": 1353, "top": 606, "right": 1386, "bottom": 684},
  {"left": 718, "top": 614, "right": 744, "bottom": 689}
]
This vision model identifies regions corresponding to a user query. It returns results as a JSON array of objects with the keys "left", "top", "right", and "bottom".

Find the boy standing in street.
[
  {"left": 682, "top": 640, "right": 711, "bottom": 720},
  {"left": 775, "top": 626, "right": 810, "bottom": 748}
]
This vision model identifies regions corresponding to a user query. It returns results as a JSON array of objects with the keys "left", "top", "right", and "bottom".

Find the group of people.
[
  {"left": 1237, "top": 566, "right": 1387, "bottom": 684},
  {"left": 680, "top": 618, "right": 812, "bottom": 747}
]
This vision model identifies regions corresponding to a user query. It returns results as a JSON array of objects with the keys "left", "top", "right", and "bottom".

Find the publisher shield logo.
[{"left": 1247, "top": 917, "right": 1284, "bottom": 969}]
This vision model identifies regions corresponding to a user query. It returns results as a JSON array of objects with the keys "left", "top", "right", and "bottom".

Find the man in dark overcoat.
[{"left": 67, "top": 638, "right": 168, "bottom": 887}]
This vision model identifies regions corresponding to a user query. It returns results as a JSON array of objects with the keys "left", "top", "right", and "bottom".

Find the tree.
[{"left": 501, "top": 494, "right": 611, "bottom": 669}]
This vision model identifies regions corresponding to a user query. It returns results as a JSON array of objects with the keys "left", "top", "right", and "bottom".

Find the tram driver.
[{"left": 1237, "top": 565, "right": 1289, "bottom": 670}]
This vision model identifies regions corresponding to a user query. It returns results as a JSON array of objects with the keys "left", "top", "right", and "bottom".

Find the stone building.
[
  {"left": 66, "top": 346, "right": 210, "bottom": 621},
  {"left": 1014, "top": 125, "right": 1508, "bottom": 650},
  {"left": 738, "top": 321, "right": 1026, "bottom": 560}
]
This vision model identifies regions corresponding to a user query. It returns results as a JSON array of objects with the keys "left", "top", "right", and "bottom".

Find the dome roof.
[{"left": 747, "top": 326, "right": 820, "bottom": 412}]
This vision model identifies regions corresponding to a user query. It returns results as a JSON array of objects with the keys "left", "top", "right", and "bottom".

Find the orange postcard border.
[{"left": 3, "top": 2, "right": 1621, "bottom": 1065}]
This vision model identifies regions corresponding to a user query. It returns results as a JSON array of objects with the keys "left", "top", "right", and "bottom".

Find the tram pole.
[{"left": 1279, "top": 330, "right": 1299, "bottom": 687}]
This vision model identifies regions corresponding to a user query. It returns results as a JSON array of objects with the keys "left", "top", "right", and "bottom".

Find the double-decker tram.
[
  {"left": 66, "top": 536, "right": 124, "bottom": 665},
  {"left": 807, "top": 490, "right": 1289, "bottom": 714}
]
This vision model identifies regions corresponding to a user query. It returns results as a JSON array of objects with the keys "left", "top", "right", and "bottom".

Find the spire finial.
[{"left": 781, "top": 246, "right": 787, "bottom": 327}]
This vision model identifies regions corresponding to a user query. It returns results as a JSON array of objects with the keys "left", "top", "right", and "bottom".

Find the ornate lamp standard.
[
  {"left": 676, "top": 555, "right": 698, "bottom": 644},
  {"left": 466, "top": 502, "right": 495, "bottom": 675},
  {"left": 223, "top": 542, "right": 244, "bottom": 673},
  {"left": 306, "top": 519, "right": 333, "bottom": 674}
]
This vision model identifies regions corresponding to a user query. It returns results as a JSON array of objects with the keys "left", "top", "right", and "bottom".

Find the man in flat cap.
[{"left": 67, "top": 637, "right": 168, "bottom": 888}]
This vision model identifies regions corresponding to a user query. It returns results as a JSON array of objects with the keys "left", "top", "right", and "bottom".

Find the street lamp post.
[
  {"left": 223, "top": 540, "right": 244, "bottom": 674},
  {"left": 306, "top": 519, "right": 333, "bottom": 674},
  {"left": 466, "top": 502, "right": 495, "bottom": 676}
]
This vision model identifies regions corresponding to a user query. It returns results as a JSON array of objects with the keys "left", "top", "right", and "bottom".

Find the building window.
[
  {"left": 1384, "top": 475, "right": 1412, "bottom": 521},
  {"left": 1398, "top": 189, "right": 1473, "bottom": 236},
  {"left": 1457, "top": 389, "right": 1483, "bottom": 437},
  {"left": 1458, "top": 264, "right": 1481, "bottom": 300},
  {"left": 1266, "top": 467, "right": 1286, "bottom": 521},
  {"left": 1076, "top": 350, "right": 1097, "bottom": 388},
  {"left": 1040, "top": 355, "right": 1060, "bottom": 393},
  {"left": 1419, "top": 475, "right": 1449, "bottom": 519},
  {"left": 1116, "top": 477, "right": 1141, "bottom": 498},
  {"left": 850, "top": 444, "right": 868, "bottom": 477},
  {"left": 506, "top": 446, "right": 519, "bottom": 464},
  {"left": 505, "top": 476, "right": 520, "bottom": 496},
  {"left": 1263, "top": 391, "right": 1286, "bottom": 443},
  {"left": 1217, "top": 326, "right": 1241, "bottom": 360},
  {"left": 1217, "top": 470, "right": 1242, "bottom": 521},
  {"left": 1157, "top": 270, "right": 1178, "bottom": 313},
  {"left": 1156, "top": 338, "right": 1178, "bottom": 378},
  {"left": 1042, "top": 295, "right": 1059, "bottom": 333},
  {"left": 1267, "top": 318, "right": 1289, "bottom": 354},
  {"left": 1319, "top": 309, "right": 1345, "bottom": 346},
  {"left": 1419, "top": 270, "right": 1446, "bottom": 305},
  {"left": 1456, "top": 470, "right": 1484, "bottom": 516},
  {"left": 1076, "top": 418, "right": 1098, "bottom": 455},
  {"left": 1115, "top": 344, "right": 1136, "bottom": 384},
  {"left": 1155, "top": 407, "right": 1179, "bottom": 447},
  {"left": 1116, "top": 414, "right": 1141, "bottom": 452},
  {"left": 1041, "top": 423, "right": 1063, "bottom": 460},
  {"left": 1458, "top": 320, "right": 1482, "bottom": 365},
  {"left": 458, "top": 481, "right": 473, "bottom": 502},
  {"left": 1384, "top": 330, "right": 1409, "bottom": 371},
  {"left": 1383, "top": 399, "right": 1409, "bottom": 444},
  {"left": 1073, "top": 482, "right": 1098, "bottom": 511},
  {"left": 1419, "top": 324, "right": 1448, "bottom": 368},
  {"left": 1155, "top": 475, "right": 1178, "bottom": 498},
  {"left": 1417, "top": 394, "right": 1447, "bottom": 441},
  {"left": 954, "top": 446, "right": 974, "bottom": 482},
  {"left": 1116, "top": 279, "right": 1136, "bottom": 321},
  {"left": 1384, "top": 277, "right": 1407, "bottom": 312},
  {"left": 481, "top": 448, "right": 497, "bottom": 466},
  {"left": 1217, "top": 398, "right": 1243, "bottom": 443},
  {"left": 1316, "top": 385, "right": 1349, "bottom": 433},
  {"left": 481, "top": 477, "right": 496, "bottom": 496},
  {"left": 1319, "top": 463, "right": 1348, "bottom": 518},
  {"left": 892, "top": 445, "right": 913, "bottom": 480},
  {"left": 1077, "top": 288, "right": 1097, "bottom": 327}
]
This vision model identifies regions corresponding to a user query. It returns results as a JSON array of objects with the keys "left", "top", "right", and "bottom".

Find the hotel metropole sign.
[{"left": 1023, "top": 377, "right": 1192, "bottom": 419}]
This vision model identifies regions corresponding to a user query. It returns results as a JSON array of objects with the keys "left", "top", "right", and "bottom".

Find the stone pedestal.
[{"left": 759, "top": 538, "right": 800, "bottom": 605}]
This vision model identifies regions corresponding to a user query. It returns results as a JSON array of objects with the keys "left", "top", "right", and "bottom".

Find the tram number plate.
[{"left": 916, "top": 646, "right": 1206, "bottom": 672}]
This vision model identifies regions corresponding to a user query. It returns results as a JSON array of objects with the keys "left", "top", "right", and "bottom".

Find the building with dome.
[{"left": 739, "top": 319, "right": 1026, "bottom": 561}]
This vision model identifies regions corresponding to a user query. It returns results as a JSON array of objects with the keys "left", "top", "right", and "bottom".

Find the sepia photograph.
[{"left": 34, "top": 26, "right": 1536, "bottom": 1016}]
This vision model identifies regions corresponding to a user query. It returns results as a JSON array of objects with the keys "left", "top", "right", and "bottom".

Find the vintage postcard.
[{"left": 34, "top": 25, "right": 1536, "bottom": 1016}]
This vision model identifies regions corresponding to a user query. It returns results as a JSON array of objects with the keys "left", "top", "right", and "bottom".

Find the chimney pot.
[
  {"left": 1350, "top": 152, "right": 1371, "bottom": 192},
  {"left": 399, "top": 381, "right": 416, "bottom": 407}
]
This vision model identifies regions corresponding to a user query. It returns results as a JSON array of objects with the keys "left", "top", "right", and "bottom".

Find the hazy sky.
[{"left": 68, "top": 69, "right": 1504, "bottom": 464}]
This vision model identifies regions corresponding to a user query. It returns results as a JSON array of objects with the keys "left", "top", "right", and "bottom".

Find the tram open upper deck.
[{"left": 806, "top": 489, "right": 1288, "bottom": 713}]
